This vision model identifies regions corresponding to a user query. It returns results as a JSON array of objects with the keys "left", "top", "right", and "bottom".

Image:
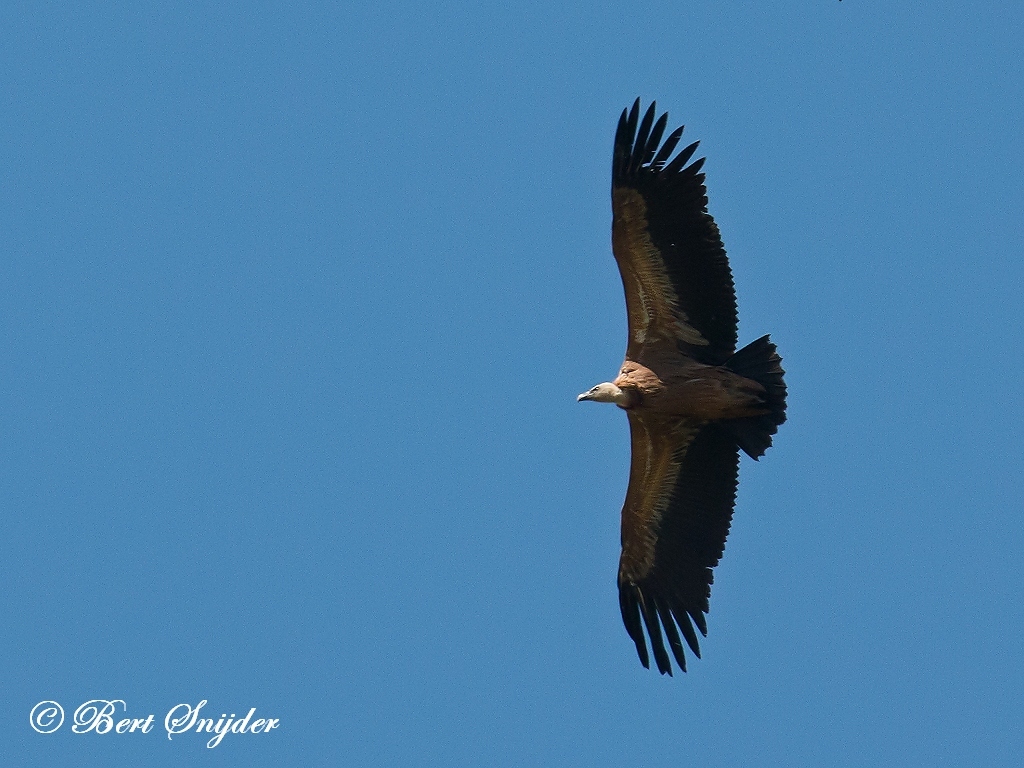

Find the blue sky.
[{"left": 3, "top": 1, "right": 1022, "bottom": 765}]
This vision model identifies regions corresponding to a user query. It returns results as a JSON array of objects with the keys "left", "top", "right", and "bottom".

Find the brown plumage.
[{"left": 578, "top": 100, "right": 787, "bottom": 675}]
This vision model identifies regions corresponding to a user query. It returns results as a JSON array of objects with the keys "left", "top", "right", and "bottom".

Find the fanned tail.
[{"left": 722, "top": 335, "right": 787, "bottom": 459}]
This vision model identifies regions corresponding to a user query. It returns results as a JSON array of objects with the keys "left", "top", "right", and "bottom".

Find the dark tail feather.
[{"left": 723, "top": 335, "right": 787, "bottom": 460}]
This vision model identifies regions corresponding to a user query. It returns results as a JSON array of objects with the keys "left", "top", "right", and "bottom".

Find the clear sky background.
[{"left": 3, "top": 2, "right": 1022, "bottom": 765}]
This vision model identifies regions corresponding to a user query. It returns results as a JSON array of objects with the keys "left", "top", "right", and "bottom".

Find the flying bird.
[{"left": 578, "top": 100, "right": 787, "bottom": 675}]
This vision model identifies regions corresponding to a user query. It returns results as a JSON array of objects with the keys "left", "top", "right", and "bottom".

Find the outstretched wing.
[
  {"left": 612, "top": 99, "right": 737, "bottom": 365},
  {"left": 618, "top": 413, "right": 740, "bottom": 675}
]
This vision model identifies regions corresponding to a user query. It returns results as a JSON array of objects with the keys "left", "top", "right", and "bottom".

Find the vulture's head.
[{"left": 577, "top": 382, "right": 628, "bottom": 405}]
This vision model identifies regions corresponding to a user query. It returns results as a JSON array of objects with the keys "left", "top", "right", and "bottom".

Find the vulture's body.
[{"left": 578, "top": 100, "right": 787, "bottom": 675}]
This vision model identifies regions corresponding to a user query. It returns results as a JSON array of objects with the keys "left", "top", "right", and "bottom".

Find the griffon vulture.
[{"left": 578, "top": 100, "right": 787, "bottom": 675}]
